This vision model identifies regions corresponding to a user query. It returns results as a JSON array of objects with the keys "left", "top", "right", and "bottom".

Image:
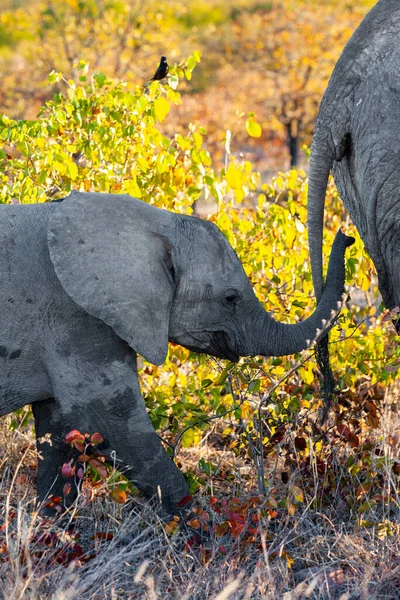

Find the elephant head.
[{"left": 48, "top": 191, "right": 353, "bottom": 364}]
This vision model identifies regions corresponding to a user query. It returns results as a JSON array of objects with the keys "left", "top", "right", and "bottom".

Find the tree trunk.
[{"left": 287, "top": 121, "right": 299, "bottom": 168}]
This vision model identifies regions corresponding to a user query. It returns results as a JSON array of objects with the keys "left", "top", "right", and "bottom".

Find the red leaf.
[
  {"left": 65, "top": 430, "right": 85, "bottom": 445},
  {"left": 61, "top": 461, "right": 75, "bottom": 478},
  {"left": 43, "top": 495, "right": 62, "bottom": 509},
  {"left": 92, "top": 532, "right": 114, "bottom": 541},
  {"left": 349, "top": 433, "right": 360, "bottom": 448},
  {"left": 337, "top": 423, "right": 351, "bottom": 439},
  {"left": 337, "top": 423, "right": 359, "bottom": 447},
  {"left": 177, "top": 495, "right": 193, "bottom": 508},
  {"left": 183, "top": 536, "right": 200, "bottom": 552},
  {"left": 63, "top": 483, "right": 72, "bottom": 497},
  {"left": 295, "top": 436, "right": 307, "bottom": 451},
  {"left": 90, "top": 432, "right": 104, "bottom": 445},
  {"left": 89, "top": 458, "right": 108, "bottom": 479},
  {"left": 248, "top": 496, "right": 262, "bottom": 506},
  {"left": 269, "top": 425, "right": 286, "bottom": 445},
  {"left": 230, "top": 521, "right": 245, "bottom": 538},
  {"left": 227, "top": 511, "right": 244, "bottom": 523},
  {"left": 215, "top": 522, "right": 230, "bottom": 537},
  {"left": 77, "top": 454, "right": 90, "bottom": 463},
  {"left": 365, "top": 402, "right": 378, "bottom": 418}
]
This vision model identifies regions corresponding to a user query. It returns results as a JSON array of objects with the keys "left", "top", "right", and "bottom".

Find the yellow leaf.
[
  {"left": 300, "top": 364, "right": 314, "bottom": 385},
  {"left": 246, "top": 119, "right": 262, "bottom": 138},
  {"left": 226, "top": 163, "right": 242, "bottom": 189},
  {"left": 154, "top": 97, "right": 170, "bottom": 122},
  {"left": 241, "top": 401, "right": 253, "bottom": 419},
  {"left": 193, "top": 50, "right": 202, "bottom": 62},
  {"left": 290, "top": 485, "right": 304, "bottom": 503},
  {"left": 181, "top": 427, "right": 202, "bottom": 448},
  {"left": 68, "top": 161, "right": 78, "bottom": 181}
]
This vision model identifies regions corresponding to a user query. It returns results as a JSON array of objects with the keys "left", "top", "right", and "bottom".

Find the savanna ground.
[
  {"left": 0, "top": 1, "right": 400, "bottom": 598},
  {"left": 0, "top": 384, "right": 399, "bottom": 600}
]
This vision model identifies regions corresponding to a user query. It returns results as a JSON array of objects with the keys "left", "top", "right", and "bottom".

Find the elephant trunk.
[
  {"left": 256, "top": 229, "right": 353, "bottom": 357},
  {"left": 307, "top": 143, "right": 334, "bottom": 303}
]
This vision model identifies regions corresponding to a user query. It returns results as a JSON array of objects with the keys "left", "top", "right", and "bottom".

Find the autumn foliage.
[{"left": 0, "top": 2, "right": 399, "bottom": 588}]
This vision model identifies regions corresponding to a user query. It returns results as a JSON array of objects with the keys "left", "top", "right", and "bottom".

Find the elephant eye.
[{"left": 224, "top": 291, "right": 240, "bottom": 306}]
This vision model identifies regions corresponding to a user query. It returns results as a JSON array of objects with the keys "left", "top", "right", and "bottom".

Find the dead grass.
[{"left": 0, "top": 391, "right": 399, "bottom": 600}]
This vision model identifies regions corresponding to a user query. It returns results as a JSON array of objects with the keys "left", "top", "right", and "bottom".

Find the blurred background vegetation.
[{"left": 0, "top": 0, "right": 375, "bottom": 172}]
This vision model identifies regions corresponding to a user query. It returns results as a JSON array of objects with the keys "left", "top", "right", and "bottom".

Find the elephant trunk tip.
[
  {"left": 256, "top": 226, "right": 353, "bottom": 358},
  {"left": 336, "top": 229, "right": 355, "bottom": 249}
]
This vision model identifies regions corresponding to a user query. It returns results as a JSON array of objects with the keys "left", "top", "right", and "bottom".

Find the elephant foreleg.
[
  {"left": 46, "top": 352, "right": 190, "bottom": 515},
  {"left": 32, "top": 398, "right": 80, "bottom": 510}
]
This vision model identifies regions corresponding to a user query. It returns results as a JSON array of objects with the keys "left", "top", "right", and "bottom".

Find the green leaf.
[
  {"left": 38, "top": 169, "right": 48, "bottom": 184},
  {"left": 94, "top": 72, "right": 107, "bottom": 87},
  {"left": 357, "top": 500, "right": 377, "bottom": 513},
  {"left": 48, "top": 71, "right": 62, "bottom": 84},
  {"left": 248, "top": 379, "right": 261, "bottom": 393},
  {"left": 201, "top": 378, "right": 213, "bottom": 388}
]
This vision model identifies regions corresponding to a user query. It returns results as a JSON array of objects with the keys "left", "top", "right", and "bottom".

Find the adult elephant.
[
  {"left": 308, "top": 0, "right": 400, "bottom": 329},
  {"left": 0, "top": 191, "right": 352, "bottom": 513}
]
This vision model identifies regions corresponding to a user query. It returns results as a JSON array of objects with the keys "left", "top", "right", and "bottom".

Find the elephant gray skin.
[
  {"left": 308, "top": 0, "right": 400, "bottom": 333},
  {"left": 0, "top": 191, "right": 353, "bottom": 514}
]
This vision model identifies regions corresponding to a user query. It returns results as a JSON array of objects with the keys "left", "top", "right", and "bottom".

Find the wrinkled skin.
[
  {"left": 0, "top": 191, "right": 352, "bottom": 513},
  {"left": 308, "top": 0, "right": 400, "bottom": 333}
]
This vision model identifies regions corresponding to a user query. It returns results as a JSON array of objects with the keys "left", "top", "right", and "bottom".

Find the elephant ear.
[{"left": 47, "top": 191, "right": 176, "bottom": 366}]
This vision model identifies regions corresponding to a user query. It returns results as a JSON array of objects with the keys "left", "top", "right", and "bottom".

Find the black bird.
[{"left": 150, "top": 56, "right": 169, "bottom": 82}]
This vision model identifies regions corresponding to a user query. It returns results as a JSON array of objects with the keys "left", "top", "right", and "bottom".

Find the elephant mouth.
[
  {"left": 171, "top": 330, "right": 239, "bottom": 363},
  {"left": 209, "top": 331, "right": 239, "bottom": 362}
]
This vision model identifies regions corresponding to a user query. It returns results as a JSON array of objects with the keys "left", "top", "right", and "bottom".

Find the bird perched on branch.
[{"left": 150, "top": 56, "right": 169, "bottom": 82}]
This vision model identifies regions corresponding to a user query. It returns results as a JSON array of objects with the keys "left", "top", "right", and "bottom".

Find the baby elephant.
[{"left": 0, "top": 192, "right": 353, "bottom": 512}]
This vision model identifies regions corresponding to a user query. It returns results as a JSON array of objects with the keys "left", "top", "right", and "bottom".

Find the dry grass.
[{"left": 0, "top": 393, "right": 399, "bottom": 600}]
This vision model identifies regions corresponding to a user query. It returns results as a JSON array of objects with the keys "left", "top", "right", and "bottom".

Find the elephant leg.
[
  {"left": 47, "top": 351, "right": 190, "bottom": 516},
  {"left": 94, "top": 413, "right": 189, "bottom": 515},
  {"left": 60, "top": 394, "right": 189, "bottom": 516},
  {"left": 32, "top": 398, "right": 80, "bottom": 510}
]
